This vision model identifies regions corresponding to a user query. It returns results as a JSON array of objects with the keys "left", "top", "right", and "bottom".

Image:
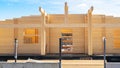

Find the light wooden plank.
[
  {"left": 40, "top": 7, "right": 47, "bottom": 55},
  {"left": 64, "top": 2, "right": 68, "bottom": 24},
  {"left": 93, "top": 23, "right": 120, "bottom": 28},
  {"left": 0, "top": 24, "right": 41, "bottom": 28},
  {"left": 45, "top": 24, "right": 88, "bottom": 27},
  {"left": 88, "top": 6, "right": 93, "bottom": 55}
]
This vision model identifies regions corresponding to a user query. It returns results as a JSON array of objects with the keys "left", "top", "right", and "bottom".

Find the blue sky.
[{"left": 0, "top": 0, "right": 120, "bottom": 20}]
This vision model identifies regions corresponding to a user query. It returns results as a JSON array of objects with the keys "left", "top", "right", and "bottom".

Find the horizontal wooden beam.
[
  {"left": 45, "top": 24, "right": 88, "bottom": 28},
  {"left": 0, "top": 23, "right": 120, "bottom": 28},
  {"left": 0, "top": 24, "right": 87, "bottom": 28},
  {"left": 93, "top": 24, "right": 120, "bottom": 28},
  {"left": 0, "top": 24, "right": 41, "bottom": 28}
]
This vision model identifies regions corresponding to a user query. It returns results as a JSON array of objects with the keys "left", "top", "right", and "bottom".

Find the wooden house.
[{"left": 0, "top": 2, "right": 120, "bottom": 56}]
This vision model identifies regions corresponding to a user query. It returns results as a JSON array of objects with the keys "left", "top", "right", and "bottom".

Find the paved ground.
[
  {"left": 7, "top": 59, "right": 104, "bottom": 63},
  {"left": 7, "top": 60, "right": 104, "bottom": 68}
]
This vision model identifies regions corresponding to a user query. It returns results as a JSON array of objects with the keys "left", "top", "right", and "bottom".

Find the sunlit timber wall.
[
  {"left": 0, "top": 16, "right": 41, "bottom": 55},
  {"left": 48, "top": 14, "right": 86, "bottom": 53},
  {"left": 45, "top": 14, "right": 120, "bottom": 54},
  {"left": 92, "top": 15, "right": 120, "bottom": 54},
  {"left": 16, "top": 16, "right": 41, "bottom": 55},
  {"left": 0, "top": 14, "right": 120, "bottom": 55},
  {"left": 0, "top": 20, "right": 14, "bottom": 55}
]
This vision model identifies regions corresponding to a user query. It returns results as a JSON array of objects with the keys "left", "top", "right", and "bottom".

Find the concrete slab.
[{"left": 7, "top": 60, "right": 104, "bottom": 68}]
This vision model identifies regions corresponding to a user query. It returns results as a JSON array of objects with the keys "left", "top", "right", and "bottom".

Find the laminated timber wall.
[
  {"left": 48, "top": 14, "right": 86, "bottom": 53},
  {"left": 92, "top": 15, "right": 120, "bottom": 54},
  {"left": 0, "top": 14, "right": 120, "bottom": 55},
  {"left": 16, "top": 16, "right": 41, "bottom": 55},
  {"left": 92, "top": 15, "right": 105, "bottom": 54},
  {"left": 105, "top": 16, "right": 120, "bottom": 54},
  {"left": 0, "top": 16, "right": 42, "bottom": 55},
  {"left": 0, "top": 20, "right": 14, "bottom": 55}
]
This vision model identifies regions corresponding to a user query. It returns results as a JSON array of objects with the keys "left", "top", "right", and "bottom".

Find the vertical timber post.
[
  {"left": 64, "top": 2, "right": 68, "bottom": 24},
  {"left": 39, "top": 7, "right": 47, "bottom": 55},
  {"left": 59, "top": 38, "right": 62, "bottom": 68},
  {"left": 103, "top": 37, "right": 106, "bottom": 68},
  {"left": 87, "top": 6, "right": 93, "bottom": 55}
]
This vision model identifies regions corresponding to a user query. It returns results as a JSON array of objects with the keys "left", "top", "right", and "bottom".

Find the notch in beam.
[
  {"left": 88, "top": 6, "right": 94, "bottom": 14},
  {"left": 64, "top": 2, "right": 68, "bottom": 24},
  {"left": 39, "top": 7, "right": 47, "bottom": 16},
  {"left": 64, "top": 2, "right": 68, "bottom": 14}
]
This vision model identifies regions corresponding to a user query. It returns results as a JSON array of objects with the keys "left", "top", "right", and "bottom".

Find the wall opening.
[
  {"left": 23, "top": 28, "right": 38, "bottom": 44},
  {"left": 61, "top": 29, "right": 73, "bottom": 53}
]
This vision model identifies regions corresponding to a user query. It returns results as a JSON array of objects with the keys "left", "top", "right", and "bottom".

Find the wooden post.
[
  {"left": 84, "top": 15, "right": 88, "bottom": 54},
  {"left": 87, "top": 6, "right": 93, "bottom": 55},
  {"left": 39, "top": 7, "right": 47, "bottom": 55},
  {"left": 64, "top": 2, "right": 68, "bottom": 24}
]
